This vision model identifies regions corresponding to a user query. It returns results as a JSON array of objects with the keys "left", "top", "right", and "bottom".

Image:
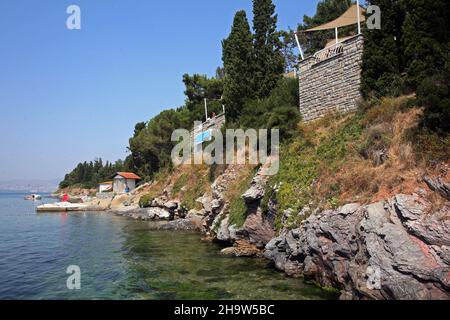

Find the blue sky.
[{"left": 0, "top": 0, "right": 319, "bottom": 180}]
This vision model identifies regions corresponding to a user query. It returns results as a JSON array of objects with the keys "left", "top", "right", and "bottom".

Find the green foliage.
[
  {"left": 228, "top": 170, "right": 255, "bottom": 227},
  {"left": 279, "top": 29, "right": 299, "bottom": 73},
  {"left": 183, "top": 73, "right": 224, "bottom": 122},
  {"left": 361, "top": 0, "right": 406, "bottom": 98},
  {"left": 237, "top": 77, "right": 301, "bottom": 141},
  {"left": 180, "top": 170, "right": 209, "bottom": 211},
  {"left": 402, "top": 0, "right": 449, "bottom": 89},
  {"left": 139, "top": 194, "right": 154, "bottom": 208},
  {"left": 273, "top": 115, "right": 363, "bottom": 227},
  {"left": 361, "top": 0, "right": 449, "bottom": 133},
  {"left": 417, "top": 70, "right": 450, "bottom": 133},
  {"left": 172, "top": 173, "right": 189, "bottom": 195},
  {"left": 127, "top": 108, "right": 191, "bottom": 180},
  {"left": 222, "top": 10, "right": 255, "bottom": 121},
  {"left": 59, "top": 158, "right": 125, "bottom": 189},
  {"left": 252, "top": 0, "right": 284, "bottom": 98}
]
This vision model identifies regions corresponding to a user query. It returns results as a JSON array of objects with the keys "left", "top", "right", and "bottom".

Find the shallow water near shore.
[{"left": 0, "top": 193, "right": 337, "bottom": 300}]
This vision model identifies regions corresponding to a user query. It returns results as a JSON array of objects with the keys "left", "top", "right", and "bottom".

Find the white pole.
[
  {"left": 335, "top": 27, "right": 338, "bottom": 43},
  {"left": 294, "top": 32, "right": 305, "bottom": 60},
  {"left": 357, "top": 0, "right": 361, "bottom": 34},
  {"left": 204, "top": 98, "right": 208, "bottom": 120}
]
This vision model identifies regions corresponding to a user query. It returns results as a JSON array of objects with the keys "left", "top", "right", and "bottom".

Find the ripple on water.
[{"left": 0, "top": 193, "right": 338, "bottom": 300}]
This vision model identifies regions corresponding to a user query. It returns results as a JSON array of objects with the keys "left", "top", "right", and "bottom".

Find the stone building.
[{"left": 297, "top": 4, "right": 365, "bottom": 122}]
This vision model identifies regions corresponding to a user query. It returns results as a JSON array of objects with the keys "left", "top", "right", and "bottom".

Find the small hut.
[{"left": 113, "top": 172, "right": 140, "bottom": 193}]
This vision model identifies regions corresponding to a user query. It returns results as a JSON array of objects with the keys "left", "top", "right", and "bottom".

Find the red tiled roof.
[{"left": 116, "top": 172, "right": 141, "bottom": 180}]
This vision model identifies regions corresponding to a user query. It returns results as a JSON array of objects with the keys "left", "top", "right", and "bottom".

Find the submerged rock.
[
  {"left": 264, "top": 194, "right": 450, "bottom": 300},
  {"left": 221, "top": 240, "right": 263, "bottom": 257},
  {"left": 158, "top": 219, "right": 199, "bottom": 231}
]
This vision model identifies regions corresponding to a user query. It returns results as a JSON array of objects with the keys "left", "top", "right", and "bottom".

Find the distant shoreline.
[{"left": 0, "top": 190, "right": 53, "bottom": 194}]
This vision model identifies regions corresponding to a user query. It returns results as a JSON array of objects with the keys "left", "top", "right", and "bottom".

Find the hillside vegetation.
[
  {"left": 60, "top": 0, "right": 449, "bottom": 211},
  {"left": 264, "top": 96, "right": 449, "bottom": 230}
]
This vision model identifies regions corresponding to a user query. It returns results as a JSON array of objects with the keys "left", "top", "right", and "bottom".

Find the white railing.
[{"left": 313, "top": 42, "right": 344, "bottom": 64}]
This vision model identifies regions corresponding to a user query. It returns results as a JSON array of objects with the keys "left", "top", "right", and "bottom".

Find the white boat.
[{"left": 24, "top": 194, "right": 42, "bottom": 201}]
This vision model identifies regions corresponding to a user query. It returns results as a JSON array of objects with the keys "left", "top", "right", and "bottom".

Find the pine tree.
[
  {"left": 222, "top": 10, "right": 255, "bottom": 120},
  {"left": 361, "top": 0, "right": 407, "bottom": 98},
  {"left": 252, "top": 0, "right": 284, "bottom": 98}
]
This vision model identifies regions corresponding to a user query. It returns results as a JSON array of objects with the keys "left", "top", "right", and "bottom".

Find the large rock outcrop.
[
  {"left": 199, "top": 165, "right": 275, "bottom": 254},
  {"left": 265, "top": 194, "right": 450, "bottom": 300}
]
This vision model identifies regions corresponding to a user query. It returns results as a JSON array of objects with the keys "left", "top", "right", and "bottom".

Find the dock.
[{"left": 36, "top": 202, "right": 105, "bottom": 213}]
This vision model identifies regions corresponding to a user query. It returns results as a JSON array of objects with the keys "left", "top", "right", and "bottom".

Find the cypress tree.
[
  {"left": 361, "top": 0, "right": 407, "bottom": 98},
  {"left": 403, "top": 0, "right": 450, "bottom": 132},
  {"left": 222, "top": 10, "right": 255, "bottom": 121},
  {"left": 402, "top": 0, "right": 449, "bottom": 89},
  {"left": 252, "top": 0, "right": 284, "bottom": 98}
]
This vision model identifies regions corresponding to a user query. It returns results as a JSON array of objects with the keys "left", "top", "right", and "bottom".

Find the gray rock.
[
  {"left": 264, "top": 194, "right": 450, "bottom": 300},
  {"left": 393, "top": 194, "right": 450, "bottom": 246},
  {"left": 242, "top": 176, "right": 267, "bottom": 203},
  {"left": 244, "top": 210, "right": 275, "bottom": 248},
  {"left": 216, "top": 215, "right": 231, "bottom": 242},
  {"left": 197, "top": 195, "right": 212, "bottom": 213},
  {"left": 339, "top": 203, "right": 360, "bottom": 216},
  {"left": 164, "top": 201, "right": 178, "bottom": 210},
  {"left": 228, "top": 224, "right": 247, "bottom": 241},
  {"left": 151, "top": 197, "right": 167, "bottom": 207},
  {"left": 281, "top": 209, "right": 293, "bottom": 225},
  {"left": 424, "top": 176, "right": 450, "bottom": 201},
  {"left": 147, "top": 207, "right": 171, "bottom": 220}
]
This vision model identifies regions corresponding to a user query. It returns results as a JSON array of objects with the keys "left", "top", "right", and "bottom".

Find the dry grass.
[
  {"left": 329, "top": 106, "right": 424, "bottom": 203},
  {"left": 318, "top": 101, "right": 449, "bottom": 205}
]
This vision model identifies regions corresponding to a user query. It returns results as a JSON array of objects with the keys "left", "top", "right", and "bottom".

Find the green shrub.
[
  {"left": 417, "top": 72, "right": 450, "bottom": 133},
  {"left": 272, "top": 114, "right": 363, "bottom": 229},
  {"left": 228, "top": 169, "right": 255, "bottom": 227},
  {"left": 180, "top": 169, "right": 209, "bottom": 211},
  {"left": 172, "top": 173, "right": 189, "bottom": 195},
  {"left": 139, "top": 194, "right": 154, "bottom": 208}
]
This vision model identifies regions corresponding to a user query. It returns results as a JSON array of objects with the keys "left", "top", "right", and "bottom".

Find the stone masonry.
[{"left": 299, "top": 35, "right": 364, "bottom": 122}]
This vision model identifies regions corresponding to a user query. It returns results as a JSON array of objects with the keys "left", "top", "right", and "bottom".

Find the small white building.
[
  {"left": 113, "top": 172, "right": 141, "bottom": 194},
  {"left": 98, "top": 181, "right": 113, "bottom": 193}
]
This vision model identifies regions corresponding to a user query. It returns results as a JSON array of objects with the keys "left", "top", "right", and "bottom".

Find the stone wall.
[
  {"left": 299, "top": 35, "right": 364, "bottom": 122},
  {"left": 190, "top": 113, "right": 226, "bottom": 142}
]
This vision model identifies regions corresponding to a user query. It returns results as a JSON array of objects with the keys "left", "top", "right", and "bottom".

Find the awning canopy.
[{"left": 304, "top": 4, "right": 365, "bottom": 32}]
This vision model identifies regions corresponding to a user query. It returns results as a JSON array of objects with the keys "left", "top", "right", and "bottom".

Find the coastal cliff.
[
  {"left": 265, "top": 193, "right": 450, "bottom": 300},
  {"left": 59, "top": 98, "right": 450, "bottom": 300}
]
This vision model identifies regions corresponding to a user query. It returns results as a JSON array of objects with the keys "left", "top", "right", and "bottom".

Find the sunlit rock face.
[{"left": 265, "top": 193, "right": 450, "bottom": 300}]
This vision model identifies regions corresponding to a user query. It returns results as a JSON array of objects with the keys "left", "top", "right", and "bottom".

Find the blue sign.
[{"left": 195, "top": 130, "right": 212, "bottom": 145}]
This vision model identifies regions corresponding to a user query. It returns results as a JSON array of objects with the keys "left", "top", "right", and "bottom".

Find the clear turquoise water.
[{"left": 0, "top": 193, "right": 336, "bottom": 300}]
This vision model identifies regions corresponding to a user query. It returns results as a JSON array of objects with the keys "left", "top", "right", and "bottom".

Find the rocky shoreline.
[
  {"left": 265, "top": 193, "right": 450, "bottom": 300},
  {"left": 85, "top": 166, "right": 450, "bottom": 300}
]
